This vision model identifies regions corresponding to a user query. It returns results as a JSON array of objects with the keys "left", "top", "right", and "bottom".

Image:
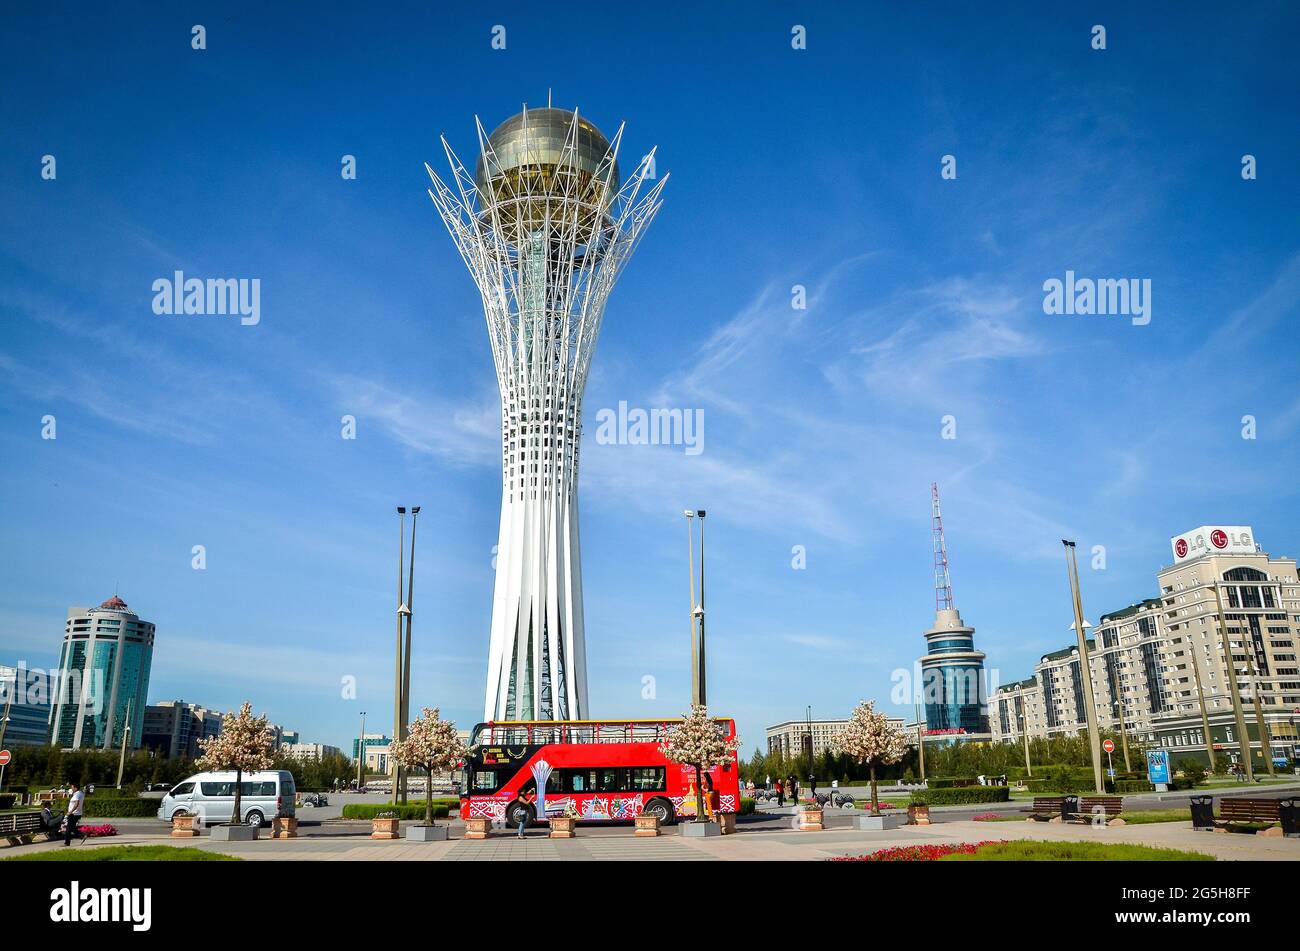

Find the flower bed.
[
  {"left": 80, "top": 824, "right": 118, "bottom": 838},
  {"left": 971, "top": 813, "right": 1001, "bottom": 822},
  {"left": 831, "top": 841, "right": 1002, "bottom": 862}
]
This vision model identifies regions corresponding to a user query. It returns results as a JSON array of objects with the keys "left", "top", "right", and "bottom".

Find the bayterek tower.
[{"left": 427, "top": 104, "right": 667, "bottom": 721}]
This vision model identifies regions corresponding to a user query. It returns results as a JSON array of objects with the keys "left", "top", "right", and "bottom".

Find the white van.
[{"left": 157, "top": 770, "right": 296, "bottom": 827}]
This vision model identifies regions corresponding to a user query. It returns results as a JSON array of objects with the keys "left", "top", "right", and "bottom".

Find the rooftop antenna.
[{"left": 931, "top": 482, "right": 954, "bottom": 612}]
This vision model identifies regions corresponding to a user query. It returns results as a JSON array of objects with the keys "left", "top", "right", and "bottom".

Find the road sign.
[
  {"left": 0, "top": 750, "right": 11, "bottom": 766},
  {"left": 1102, "top": 739, "right": 1115, "bottom": 754}
]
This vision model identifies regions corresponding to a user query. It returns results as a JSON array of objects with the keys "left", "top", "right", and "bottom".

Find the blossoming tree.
[
  {"left": 388, "top": 707, "right": 467, "bottom": 827},
  {"left": 196, "top": 702, "right": 275, "bottom": 826},
  {"left": 833, "top": 699, "right": 909, "bottom": 815},
  {"left": 660, "top": 704, "right": 740, "bottom": 823}
]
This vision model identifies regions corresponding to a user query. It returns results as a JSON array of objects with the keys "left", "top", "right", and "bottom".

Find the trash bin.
[
  {"left": 1279, "top": 799, "right": 1299, "bottom": 837},
  {"left": 1062, "top": 796, "right": 1079, "bottom": 820},
  {"left": 1189, "top": 795, "right": 1215, "bottom": 830}
]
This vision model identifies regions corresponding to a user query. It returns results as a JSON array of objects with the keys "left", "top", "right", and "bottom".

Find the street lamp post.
[
  {"left": 1113, "top": 650, "right": 1133, "bottom": 773},
  {"left": 1245, "top": 659, "right": 1276, "bottom": 777},
  {"left": 914, "top": 702, "right": 927, "bottom": 782},
  {"left": 1188, "top": 641, "right": 1217, "bottom": 773},
  {"left": 684, "top": 511, "right": 697, "bottom": 705},
  {"left": 0, "top": 687, "right": 12, "bottom": 794},
  {"left": 356, "top": 710, "right": 367, "bottom": 790},
  {"left": 684, "top": 509, "right": 707, "bottom": 706},
  {"left": 393, "top": 507, "right": 408, "bottom": 804},
  {"left": 1211, "top": 580, "right": 1254, "bottom": 782},
  {"left": 1062, "top": 540, "right": 1105, "bottom": 795},
  {"left": 400, "top": 506, "right": 420, "bottom": 803},
  {"left": 115, "top": 698, "right": 133, "bottom": 789}
]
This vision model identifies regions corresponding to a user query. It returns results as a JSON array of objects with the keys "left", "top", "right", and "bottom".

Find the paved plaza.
[{"left": 6, "top": 811, "right": 1298, "bottom": 862}]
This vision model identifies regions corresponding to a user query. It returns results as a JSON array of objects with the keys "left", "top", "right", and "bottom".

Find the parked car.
[{"left": 157, "top": 770, "right": 296, "bottom": 827}]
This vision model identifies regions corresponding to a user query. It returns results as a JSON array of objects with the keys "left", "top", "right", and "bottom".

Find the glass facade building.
[
  {"left": 919, "top": 607, "right": 991, "bottom": 738},
  {"left": 0, "top": 664, "right": 54, "bottom": 747},
  {"left": 49, "top": 595, "right": 154, "bottom": 750}
]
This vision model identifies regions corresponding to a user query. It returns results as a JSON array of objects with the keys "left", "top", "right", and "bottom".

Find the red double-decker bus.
[{"left": 461, "top": 718, "right": 741, "bottom": 826}]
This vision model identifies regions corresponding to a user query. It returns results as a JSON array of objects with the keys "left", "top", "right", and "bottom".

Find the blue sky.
[{"left": 1, "top": 2, "right": 1297, "bottom": 755}]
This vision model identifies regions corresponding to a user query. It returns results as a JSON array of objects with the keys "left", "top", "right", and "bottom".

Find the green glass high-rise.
[{"left": 49, "top": 594, "right": 154, "bottom": 750}]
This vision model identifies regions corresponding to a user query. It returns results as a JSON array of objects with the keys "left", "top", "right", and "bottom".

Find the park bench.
[
  {"left": 1025, "top": 796, "right": 1074, "bottom": 821},
  {"left": 1069, "top": 796, "right": 1124, "bottom": 825},
  {"left": 1203, "top": 797, "right": 1285, "bottom": 835},
  {"left": 1, "top": 811, "right": 47, "bottom": 845}
]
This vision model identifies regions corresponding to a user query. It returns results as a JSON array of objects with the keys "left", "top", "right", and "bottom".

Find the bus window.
[
  {"left": 596, "top": 769, "right": 621, "bottom": 792},
  {"left": 628, "top": 767, "right": 665, "bottom": 792},
  {"left": 470, "top": 769, "right": 502, "bottom": 793}
]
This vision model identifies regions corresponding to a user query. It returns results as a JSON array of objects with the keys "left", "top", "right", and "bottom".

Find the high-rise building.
[
  {"left": 48, "top": 594, "right": 154, "bottom": 750},
  {"left": 141, "top": 700, "right": 223, "bottom": 759},
  {"left": 766, "top": 716, "right": 908, "bottom": 758},
  {"left": 991, "top": 526, "right": 1300, "bottom": 765},
  {"left": 428, "top": 104, "right": 667, "bottom": 720},
  {"left": 918, "top": 484, "right": 991, "bottom": 741},
  {"left": 0, "top": 663, "right": 54, "bottom": 747}
]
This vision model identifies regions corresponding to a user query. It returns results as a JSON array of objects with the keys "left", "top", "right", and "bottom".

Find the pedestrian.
[
  {"left": 775, "top": 778, "right": 785, "bottom": 807},
  {"left": 64, "top": 781, "right": 85, "bottom": 847},
  {"left": 745, "top": 779, "right": 755, "bottom": 798},
  {"left": 787, "top": 773, "right": 798, "bottom": 805}
]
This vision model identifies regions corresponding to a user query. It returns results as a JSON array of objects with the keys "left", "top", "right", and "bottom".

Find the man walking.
[{"left": 64, "top": 781, "right": 85, "bottom": 846}]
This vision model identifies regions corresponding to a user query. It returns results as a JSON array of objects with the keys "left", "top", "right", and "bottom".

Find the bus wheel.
[
  {"left": 644, "top": 798, "right": 675, "bottom": 825},
  {"left": 506, "top": 802, "right": 534, "bottom": 828}
]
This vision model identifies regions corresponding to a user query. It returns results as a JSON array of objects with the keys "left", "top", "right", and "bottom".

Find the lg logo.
[
  {"left": 1210, "top": 529, "right": 1228, "bottom": 549},
  {"left": 1175, "top": 538, "right": 1188, "bottom": 558}
]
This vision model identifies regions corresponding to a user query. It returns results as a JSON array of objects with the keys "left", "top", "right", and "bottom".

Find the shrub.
[
  {"left": 341, "top": 802, "right": 449, "bottom": 821},
  {"left": 739, "top": 797, "right": 756, "bottom": 815},
  {"left": 927, "top": 776, "right": 978, "bottom": 789},
  {"left": 909, "top": 787, "right": 1010, "bottom": 806},
  {"left": 1113, "top": 780, "right": 1155, "bottom": 794},
  {"left": 52, "top": 796, "right": 161, "bottom": 818}
]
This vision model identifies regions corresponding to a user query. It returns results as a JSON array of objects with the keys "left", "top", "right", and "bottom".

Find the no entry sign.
[
  {"left": 0, "top": 750, "right": 11, "bottom": 766},
  {"left": 1102, "top": 739, "right": 1115, "bottom": 754}
]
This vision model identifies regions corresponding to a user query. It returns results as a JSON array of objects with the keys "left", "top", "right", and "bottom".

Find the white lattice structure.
[{"left": 427, "top": 105, "right": 667, "bottom": 721}]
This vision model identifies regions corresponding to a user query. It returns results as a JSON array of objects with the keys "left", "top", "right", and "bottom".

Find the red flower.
[{"left": 830, "top": 840, "right": 1003, "bottom": 862}]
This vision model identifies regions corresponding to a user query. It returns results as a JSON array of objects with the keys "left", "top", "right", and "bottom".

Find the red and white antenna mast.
[{"left": 931, "top": 482, "right": 954, "bottom": 611}]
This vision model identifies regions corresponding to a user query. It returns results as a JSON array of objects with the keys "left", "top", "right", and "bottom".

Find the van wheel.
[
  {"left": 245, "top": 810, "right": 265, "bottom": 828},
  {"left": 171, "top": 809, "right": 191, "bottom": 820},
  {"left": 506, "top": 802, "right": 534, "bottom": 828},
  {"left": 644, "top": 798, "right": 675, "bottom": 825}
]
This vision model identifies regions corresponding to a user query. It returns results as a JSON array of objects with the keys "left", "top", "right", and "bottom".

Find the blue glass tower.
[{"left": 919, "top": 485, "right": 990, "bottom": 739}]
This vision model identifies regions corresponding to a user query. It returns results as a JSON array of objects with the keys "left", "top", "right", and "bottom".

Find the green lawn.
[
  {"left": 4, "top": 845, "right": 239, "bottom": 862},
  {"left": 980, "top": 808, "right": 1190, "bottom": 825},
  {"left": 941, "top": 841, "right": 1214, "bottom": 862}
]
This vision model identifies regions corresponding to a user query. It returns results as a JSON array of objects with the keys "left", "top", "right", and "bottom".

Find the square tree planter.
[
  {"left": 907, "top": 803, "right": 931, "bottom": 826},
  {"left": 170, "top": 814, "right": 199, "bottom": 838},
  {"left": 796, "top": 807, "right": 824, "bottom": 831},
  {"left": 271, "top": 817, "right": 298, "bottom": 839},
  {"left": 718, "top": 813, "right": 737, "bottom": 835},
  {"left": 856, "top": 813, "right": 903, "bottom": 831},
  {"left": 549, "top": 816, "right": 577, "bottom": 838},
  {"left": 370, "top": 817, "right": 400, "bottom": 840},
  {"left": 464, "top": 817, "right": 492, "bottom": 840},
  {"left": 407, "top": 824, "right": 449, "bottom": 842},
  {"left": 682, "top": 820, "right": 721, "bottom": 837},
  {"left": 210, "top": 824, "right": 259, "bottom": 842},
  {"left": 634, "top": 814, "right": 661, "bottom": 837}
]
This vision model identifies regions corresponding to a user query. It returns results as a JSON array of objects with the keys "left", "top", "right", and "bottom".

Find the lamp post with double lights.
[
  {"left": 1062, "top": 540, "right": 1105, "bottom": 794},
  {"left": 1245, "top": 658, "right": 1276, "bottom": 777},
  {"left": 1211, "top": 580, "right": 1254, "bottom": 782},
  {"left": 356, "top": 710, "right": 367, "bottom": 790},
  {"left": 393, "top": 507, "right": 410, "bottom": 803},
  {"left": 684, "top": 509, "right": 707, "bottom": 706}
]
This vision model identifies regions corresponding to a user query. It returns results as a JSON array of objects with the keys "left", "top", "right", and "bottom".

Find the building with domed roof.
[{"left": 48, "top": 594, "right": 155, "bottom": 750}]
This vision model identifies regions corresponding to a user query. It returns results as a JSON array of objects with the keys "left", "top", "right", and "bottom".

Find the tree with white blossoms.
[
  {"left": 195, "top": 702, "right": 275, "bottom": 826},
  {"left": 660, "top": 704, "right": 740, "bottom": 823},
  {"left": 833, "top": 699, "right": 910, "bottom": 815},
  {"left": 387, "top": 707, "right": 467, "bottom": 827}
]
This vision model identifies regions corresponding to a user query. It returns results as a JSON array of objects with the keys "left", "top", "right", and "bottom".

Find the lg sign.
[{"left": 1171, "top": 525, "right": 1255, "bottom": 563}]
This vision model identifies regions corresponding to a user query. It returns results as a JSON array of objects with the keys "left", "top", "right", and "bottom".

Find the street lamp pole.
[
  {"left": 1188, "top": 641, "right": 1217, "bottom": 773},
  {"left": 115, "top": 698, "right": 132, "bottom": 789},
  {"left": 1246, "top": 659, "right": 1276, "bottom": 777},
  {"left": 400, "top": 506, "right": 420, "bottom": 803},
  {"left": 393, "top": 506, "right": 408, "bottom": 804},
  {"left": 1211, "top": 580, "right": 1254, "bottom": 782},
  {"left": 684, "top": 510, "right": 697, "bottom": 706},
  {"left": 697, "top": 510, "right": 707, "bottom": 707},
  {"left": 1063, "top": 540, "right": 1105, "bottom": 794},
  {"left": 914, "top": 702, "right": 927, "bottom": 782},
  {"left": 1114, "top": 650, "right": 1133, "bottom": 773},
  {"left": 356, "top": 710, "right": 367, "bottom": 790}
]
